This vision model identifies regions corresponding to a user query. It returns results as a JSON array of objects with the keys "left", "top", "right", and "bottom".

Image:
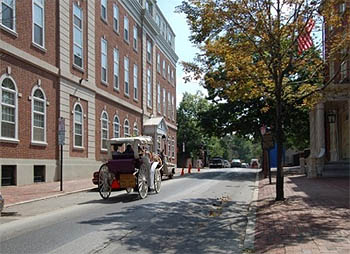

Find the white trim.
[
  {"left": 101, "top": 37, "right": 108, "bottom": 83},
  {"left": 73, "top": 102, "right": 84, "bottom": 148},
  {"left": 32, "top": 0, "right": 45, "bottom": 48},
  {"left": 0, "top": 74, "right": 18, "bottom": 140},
  {"left": 0, "top": 0, "right": 16, "bottom": 32},
  {"left": 113, "top": 3, "right": 119, "bottom": 33},
  {"left": 124, "top": 15, "right": 129, "bottom": 42},
  {"left": 113, "top": 48, "right": 119, "bottom": 91},
  {"left": 147, "top": 68, "right": 152, "bottom": 108},
  {"left": 113, "top": 114, "right": 120, "bottom": 138},
  {"left": 133, "top": 63, "right": 138, "bottom": 101},
  {"left": 124, "top": 56, "right": 129, "bottom": 96},
  {"left": 73, "top": 3, "right": 83, "bottom": 68},
  {"left": 101, "top": 110, "right": 109, "bottom": 150},
  {"left": 133, "top": 24, "right": 138, "bottom": 51},
  {"left": 101, "top": 0, "right": 107, "bottom": 21},
  {"left": 124, "top": 118, "right": 130, "bottom": 137},
  {"left": 133, "top": 121, "right": 138, "bottom": 136},
  {"left": 31, "top": 86, "right": 47, "bottom": 143}
]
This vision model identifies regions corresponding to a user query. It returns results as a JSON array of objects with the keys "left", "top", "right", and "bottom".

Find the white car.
[{"left": 0, "top": 193, "right": 4, "bottom": 214}]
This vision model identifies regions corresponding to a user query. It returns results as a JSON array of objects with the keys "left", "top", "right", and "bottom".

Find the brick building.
[
  {"left": 0, "top": 0, "right": 178, "bottom": 186},
  {"left": 308, "top": 1, "right": 349, "bottom": 177}
]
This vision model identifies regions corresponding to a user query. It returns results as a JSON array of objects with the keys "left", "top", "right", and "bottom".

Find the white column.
[{"left": 315, "top": 103, "right": 325, "bottom": 176}]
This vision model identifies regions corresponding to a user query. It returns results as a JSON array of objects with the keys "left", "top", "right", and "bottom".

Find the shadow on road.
[{"left": 79, "top": 197, "right": 250, "bottom": 253}]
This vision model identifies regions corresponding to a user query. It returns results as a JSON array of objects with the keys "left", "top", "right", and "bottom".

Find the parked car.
[
  {"left": 241, "top": 163, "right": 249, "bottom": 168},
  {"left": 0, "top": 192, "right": 4, "bottom": 214},
  {"left": 224, "top": 160, "right": 231, "bottom": 168},
  {"left": 231, "top": 159, "right": 242, "bottom": 168},
  {"left": 209, "top": 157, "right": 225, "bottom": 168},
  {"left": 250, "top": 159, "right": 261, "bottom": 168}
]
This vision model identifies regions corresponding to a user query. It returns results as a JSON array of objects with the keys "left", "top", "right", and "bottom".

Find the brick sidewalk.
[
  {"left": 255, "top": 175, "right": 350, "bottom": 254},
  {"left": 1, "top": 178, "right": 96, "bottom": 207}
]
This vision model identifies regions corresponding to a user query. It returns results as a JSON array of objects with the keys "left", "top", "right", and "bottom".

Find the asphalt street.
[{"left": 0, "top": 168, "right": 259, "bottom": 254}]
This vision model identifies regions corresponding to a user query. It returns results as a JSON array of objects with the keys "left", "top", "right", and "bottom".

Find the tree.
[
  {"left": 177, "top": 92, "right": 210, "bottom": 162},
  {"left": 177, "top": 0, "right": 348, "bottom": 200}
]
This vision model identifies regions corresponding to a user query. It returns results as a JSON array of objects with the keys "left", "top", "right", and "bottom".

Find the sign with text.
[{"left": 58, "top": 117, "right": 65, "bottom": 145}]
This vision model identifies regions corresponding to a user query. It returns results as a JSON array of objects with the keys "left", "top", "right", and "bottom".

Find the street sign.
[
  {"left": 263, "top": 133, "right": 274, "bottom": 149},
  {"left": 58, "top": 117, "right": 65, "bottom": 145}
]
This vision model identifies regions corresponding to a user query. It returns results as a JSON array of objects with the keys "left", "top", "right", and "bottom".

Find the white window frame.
[
  {"left": 124, "top": 119, "right": 130, "bottom": 137},
  {"left": 172, "top": 95, "right": 175, "bottom": 120},
  {"left": 1, "top": 0, "right": 16, "bottom": 32},
  {"left": 157, "top": 83, "right": 161, "bottom": 113},
  {"left": 101, "top": 111, "right": 109, "bottom": 150},
  {"left": 73, "top": 3, "right": 83, "bottom": 68},
  {"left": 113, "top": 115, "right": 120, "bottom": 138},
  {"left": 101, "top": 0, "right": 107, "bottom": 21},
  {"left": 0, "top": 75, "right": 18, "bottom": 141},
  {"left": 113, "top": 3, "right": 119, "bottom": 32},
  {"left": 147, "top": 68, "right": 152, "bottom": 108},
  {"left": 124, "top": 16, "right": 129, "bottom": 42},
  {"left": 73, "top": 102, "right": 83, "bottom": 148},
  {"left": 168, "top": 92, "right": 171, "bottom": 118},
  {"left": 163, "top": 88, "right": 166, "bottom": 116},
  {"left": 147, "top": 40, "right": 152, "bottom": 63},
  {"left": 157, "top": 53, "right": 160, "bottom": 73},
  {"left": 133, "top": 64, "right": 138, "bottom": 101},
  {"left": 162, "top": 60, "right": 166, "bottom": 78},
  {"left": 32, "top": 0, "right": 45, "bottom": 48},
  {"left": 101, "top": 38, "right": 108, "bottom": 84},
  {"left": 133, "top": 25, "right": 138, "bottom": 50},
  {"left": 113, "top": 48, "right": 119, "bottom": 90},
  {"left": 31, "top": 87, "right": 47, "bottom": 144},
  {"left": 167, "top": 65, "right": 170, "bottom": 82},
  {"left": 124, "top": 56, "right": 129, "bottom": 96},
  {"left": 133, "top": 122, "right": 138, "bottom": 136}
]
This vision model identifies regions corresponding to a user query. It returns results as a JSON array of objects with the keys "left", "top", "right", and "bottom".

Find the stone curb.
[
  {"left": 4, "top": 187, "right": 95, "bottom": 208},
  {"left": 242, "top": 169, "right": 260, "bottom": 253}
]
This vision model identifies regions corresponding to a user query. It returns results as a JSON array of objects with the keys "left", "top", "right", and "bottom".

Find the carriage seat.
[
  {"left": 112, "top": 153, "right": 135, "bottom": 160},
  {"left": 107, "top": 158, "right": 135, "bottom": 174}
]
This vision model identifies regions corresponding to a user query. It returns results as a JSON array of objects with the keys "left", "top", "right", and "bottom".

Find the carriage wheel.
[
  {"left": 137, "top": 166, "right": 148, "bottom": 199},
  {"left": 98, "top": 164, "right": 112, "bottom": 200},
  {"left": 154, "top": 169, "right": 161, "bottom": 193}
]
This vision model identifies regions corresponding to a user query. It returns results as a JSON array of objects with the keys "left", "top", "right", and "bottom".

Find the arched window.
[
  {"left": 133, "top": 122, "right": 138, "bottom": 136},
  {"left": 1, "top": 77, "right": 18, "bottom": 140},
  {"left": 73, "top": 103, "right": 83, "bottom": 147},
  {"left": 113, "top": 115, "right": 120, "bottom": 138},
  {"left": 32, "top": 87, "right": 46, "bottom": 143},
  {"left": 124, "top": 119, "right": 130, "bottom": 137},
  {"left": 101, "top": 111, "right": 109, "bottom": 150}
]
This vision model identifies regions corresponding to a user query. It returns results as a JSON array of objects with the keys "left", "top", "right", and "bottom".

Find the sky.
[{"left": 157, "top": 1, "right": 207, "bottom": 107}]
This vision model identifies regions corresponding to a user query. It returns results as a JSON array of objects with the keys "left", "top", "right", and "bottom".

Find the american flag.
[{"left": 297, "top": 19, "right": 315, "bottom": 54}]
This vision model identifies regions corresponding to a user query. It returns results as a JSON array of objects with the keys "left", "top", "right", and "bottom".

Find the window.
[
  {"left": 101, "top": 38, "right": 107, "bottom": 83},
  {"left": 157, "top": 54, "right": 160, "bottom": 73},
  {"left": 155, "top": 14, "right": 160, "bottom": 27},
  {"left": 1, "top": 77, "right": 17, "bottom": 139},
  {"left": 113, "top": 48, "right": 119, "bottom": 90},
  {"left": 124, "top": 16, "right": 129, "bottom": 42},
  {"left": 73, "top": 3, "right": 83, "bottom": 67},
  {"left": 1, "top": 0, "right": 15, "bottom": 31},
  {"left": 168, "top": 92, "right": 171, "bottom": 118},
  {"left": 33, "top": 0, "right": 45, "bottom": 47},
  {"left": 124, "top": 119, "right": 130, "bottom": 137},
  {"left": 101, "top": 111, "right": 108, "bottom": 150},
  {"left": 172, "top": 137, "right": 175, "bottom": 158},
  {"left": 1, "top": 165, "right": 16, "bottom": 186},
  {"left": 113, "top": 4, "right": 119, "bottom": 32},
  {"left": 133, "top": 64, "right": 138, "bottom": 100},
  {"left": 147, "top": 68, "right": 152, "bottom": 107},
  {"left": 329, "top": 61, "right": 335, "bottom": 80},
  {"left": 133, "top": 25, "right": 138, "bottom": 50},
  {"left": 341, "top": 48, "right": 348, "bottom": 81},
  {"left": 172, "top": 95, "right": 175, "bottom": 120},
  {"left": 163, "top": 88, "right": 166, "bottom": 116},
  {"left": 171, "top": 69, "right": 174, "bottom": 84},
  {"left": 157, "top": 83, "right": 161, "bottom": 113},
  {"left": 113, "top": 115, "right": 120, "bottom": 138},
  {"left": 32, "top": 88, "right": 46, "bottom": 143},
  {"left": 101, "top": 0, "right": 107, "bottom": 21},
  {"left": 147, "top": 40, "right": 152, "bottom": 63},
  {"left": 73, "top": 103, "right": 83, "bottom": 147},
  {"left": 124, "top": 56, "right": 129, "bottom": 95},
  {"left": 146, "top": 0, "right": 153, "bottom": 16},
  {"left": 157, "top": 135, "right": 161, "bottom": 151},
  {"left": 167, "top": 65, "right": 170, "bottom": 81},
  {"left": 162, "top": 60, "right": 166, "bottom": 78},
  {"left": 133, "top": 122, "right": 138, "bottom": 136},
  {"left": 34, "top": 165, "right": 45, "bottom": 183},
  {"left": 339, "top": 2, "right": 346, "bottom": 13}
]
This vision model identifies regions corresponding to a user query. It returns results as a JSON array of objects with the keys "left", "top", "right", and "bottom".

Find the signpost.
[{"left": 58, "top": 117, "right": 65, "bottom": 191}]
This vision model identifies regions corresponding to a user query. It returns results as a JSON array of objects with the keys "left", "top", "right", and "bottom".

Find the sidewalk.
[
  {"left": 255, "top": 174, "right": 350, "bottom": 254},
  {"left": 0, "top": 167, "right": 197, "bottom": 207}
]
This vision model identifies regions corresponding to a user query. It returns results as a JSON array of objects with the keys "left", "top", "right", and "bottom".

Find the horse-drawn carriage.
[{"left": 98, "top": 136, "right": 164, "bottom": 200}]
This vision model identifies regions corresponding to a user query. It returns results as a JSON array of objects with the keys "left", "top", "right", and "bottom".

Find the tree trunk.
[{"left": 275, "top": 84, "right": 285, "bottom": 201}]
